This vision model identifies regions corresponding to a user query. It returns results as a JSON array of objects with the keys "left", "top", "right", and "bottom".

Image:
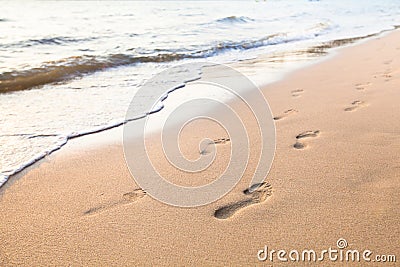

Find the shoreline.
[
  {"left": 1, "top": 29, "right": 400, "bottom": 265},
  {"left": 0, "top": 28, "right": 396, "bottom": 191}
]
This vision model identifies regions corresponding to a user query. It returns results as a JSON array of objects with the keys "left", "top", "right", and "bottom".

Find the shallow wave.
[
  {"left": 24, "top": 36, "right": 93, "bottom": 46},
  {"left": 0, "top": 37, "right": 307, "bottom": 92},
  {"left": 215, "top": 16, "right": 254, "bottom": 24},
  {"left": 1, "top": 36, "right": 97, "bottom": 48},
  {"left": 0, "top": 22, "right": 340, "bottom": 93},
  {"left": 0, "top": 53, "right": 186, "bottom": 92},
  {"left": 2, "top": 23, "right": 382, "bottom": 94}
]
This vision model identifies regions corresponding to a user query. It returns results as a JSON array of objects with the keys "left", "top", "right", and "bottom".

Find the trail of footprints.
[
  {"left": 222, "top": 74, "right": 386, "bottom": 216},
  {"left": 214, "top": 182, "right": 272, "bottom": 220},
  {"left": 84, "top": 189, "right": 146, "bottom": 216},
  {"left": 83, "top": 75, "right": 386, "bottom": 219}
]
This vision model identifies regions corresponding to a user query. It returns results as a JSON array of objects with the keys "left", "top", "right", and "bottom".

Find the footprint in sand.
[
  {"left": 355, "top": 82, "right": 371, "bottom": 91},
  {"left": 344, "top": 100, "right": 367, "bottom": 112},
  {"left": 382, "top": 68, "right": 400, "bottom": 81},
  {"left": 383, "top": 73, "right": 392, "bottom": 82},
  {"left": 273, "top": 109, "right": 298, "bottom": 121},
  {"left": 83, "top": 188, "right": 146, "bottom": 216},
  {"left": 293, "top": 130, "right": 320, "bottom": 149},
  {"left": 373, "top": 69, "right": 397, "bottom": 81},
  {"left": 291, "top": 89, "right": 304, "bottom": 97},
  {"left": 214, "top": 182, "right": 272, "bottom": 220},
  {"left": 199, "top": 138, "right": 230, "bottom": 155}
]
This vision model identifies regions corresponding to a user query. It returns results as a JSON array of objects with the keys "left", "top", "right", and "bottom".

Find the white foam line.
[{"left": 0, "top": 72, "right": 202, "bottom": 189}]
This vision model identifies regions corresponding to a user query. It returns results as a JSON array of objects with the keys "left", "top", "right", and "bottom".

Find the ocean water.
[{"left": 0, "top": 1, "right": 399, "bottom": 186}]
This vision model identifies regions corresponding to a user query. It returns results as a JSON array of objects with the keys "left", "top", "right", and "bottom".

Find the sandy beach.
[{"left": 1, "top": 29, "right": 399, "bottom": 266}]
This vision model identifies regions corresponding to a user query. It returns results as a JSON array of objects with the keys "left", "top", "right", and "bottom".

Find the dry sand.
[{"left": 0, "top": 30, "right": 399, "bottom": 266}]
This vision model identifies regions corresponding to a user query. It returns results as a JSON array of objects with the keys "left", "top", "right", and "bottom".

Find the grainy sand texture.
[{"left": 1, "top": 30, "right": 399, "bottom": 266}]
